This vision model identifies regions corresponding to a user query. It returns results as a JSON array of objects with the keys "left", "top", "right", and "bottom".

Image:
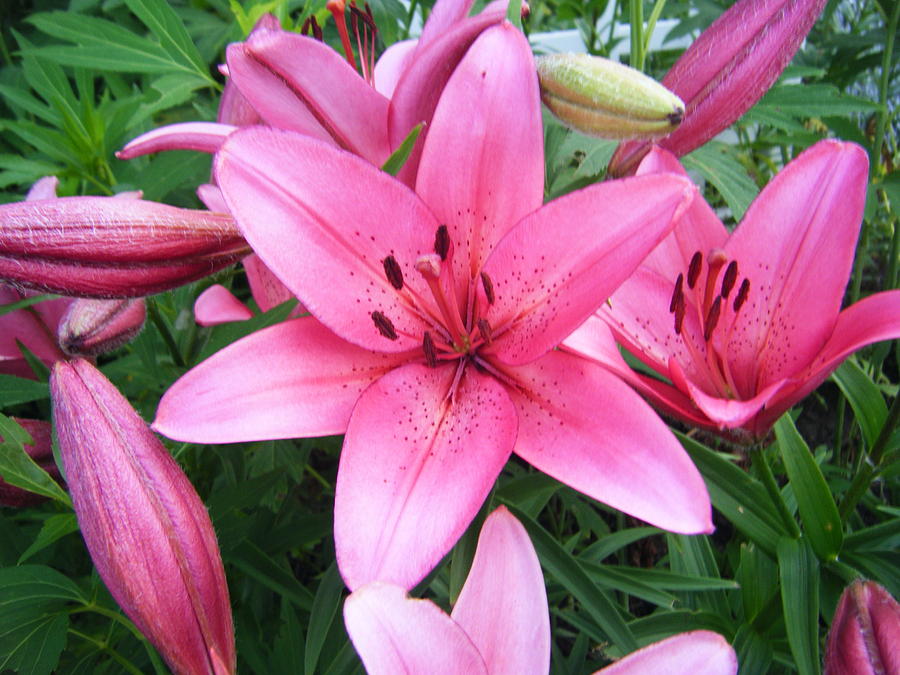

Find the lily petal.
[
  {"left": 725, "top": 141, "right": 868, "bottom": 394},
  {"left": 506, "top": 350, "right": 713, "bottom": 534},
  {"left": 416, "top": 21, "right": 543, "bottom": 284},
  {"left": 418, "top": 0, "right": 476, "bottom": 49},
  {"left": 487, "top": 174, "right": 692, "bottom": 366},
  {"left": 451, "top": 506, "right": 551, "bottom": 675},
  {"left": 117, "top": 122, "right": 236, "bottom": 160},
  {"left": 334, "top": 363, "right": 517, "bottom": 590},
  {"left": 373, "top": 39, "right": 417, "bottom": 97},
  {"left": 215, "top": 127, "right": 438, "bottom": 352},
  {"left": 25, "top": 176, "right": 59, "bottom": 201},
  {"left": 344, "top": 583, "right": 488, "bottom": 675},
  {"left": 595, "top": 631, "right": 737, "bottom": 675},
  {"left": 243, "top": 254, "right": 296, "bottom": 313},
  {"left": 154, "top": 317, "right": 407, "bottom": 443},
  {"left": 194, "top": 285, "right": 253, "bottom": 326}
]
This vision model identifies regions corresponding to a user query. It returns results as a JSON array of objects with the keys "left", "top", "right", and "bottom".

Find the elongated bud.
[
  {"left": 58, "top": 298, "right": 146, "bottom": 356},
  {"left": 825, "top": 580, "right": 899, "bottom": 675},
  {"left": 536, "top": 54, "right": 684, "bottom": 140},
  {"left": 609, "top": 0, "right": 827, "bottom": 175},
  {"left": 0, "top": 197, "right": 250, "bottom": 297},
  {"left": 51, "top": 359, "right": 236, "bottom": 675},
  {"left": 0, "top": 419, "right": 60, "bottom": 508}
]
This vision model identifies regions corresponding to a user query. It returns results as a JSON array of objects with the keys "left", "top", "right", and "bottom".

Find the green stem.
[
  {"left": 629, "top": 0, "right": 644, "bottom": 70},
  {"left": 147, "top": 299, "right": 186, "bottom": 368},
  {"left": 850, "top": 214, "right": 869, "bottom": 304},
  {"left": 752, "top": 448, "right": 801, "bottom": 539},
  {"left": 839, "top": 392, "right": 900, "bottom": 519},
  {"left": 402, "top": 0, "right": 419, "bottom": 40},
  {"left": 305, "top": 463, "right": 332, "bottom": 490},
  {"left": 69, "top": 604, "right": 147, "bottom": 643},
  {"left": 833, "top": 399, "right": 845, "bottom": 465},
  {"left": 68, "top": 629, "right": 146, "bottom": 675},
  {"left": 0, "top": 30, "right": 12, "bottom": 67},
  {"left": 871, "top": 0, "right": 899, "bottom": 171}
]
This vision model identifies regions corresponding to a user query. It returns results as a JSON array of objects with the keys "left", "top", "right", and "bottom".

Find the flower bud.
[
  {"left": 58, "top": 298, "right": 147, "bottom": 356},
  {"left": 0, "top": 197, "right": 250, "bottom": 298},
  {"left": 536, "top": 53, "right": 684, "bottom": 140},
  {"left": 0, "top": 419, "right": 60, "bottom": 508},
  {"left": 825, "top": 580, "right": 899, "bottom": 675},
  {"left": 51, "top": 359, "right": 235, "bottom": 675}
]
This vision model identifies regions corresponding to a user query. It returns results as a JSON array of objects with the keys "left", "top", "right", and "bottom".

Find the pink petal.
[
  {"left": 26, "top": 176, "right": 59, "bottom": 200},
  {"left": 243, "top": 254, "right": 296, "bottom": 313},
  {"left": 215, "top": 127, "right": 438, "bottom": 353},
  {"left": 334, "top": 363, "right": 517, "bottom": 590},
  {"left": 373, "top": 39, "right": 418, "bottom": 97},
  {"left": 194, "top": 285, "right": 253, "bottom": 326},
  {"left": 725, "top": 140, "right": 869, "bottom": 395},
  {"left": 418, "top": 0, "right": 476, "bottom": 49},
  {"left": 117, "top": 123, "right": 236, "bottom": 160},
  {"left": 486, "top": 174, "right": 693, "bottom": 366},
  {"left": 228, "top": 30, "right": 391, "bottom": 164},
  {"left": 416, "top": 21, "right": 543, "bottom": 286},
  {"left": 196, "top": 184, "right": 229, "bottom": 213},
  {"left": 451, "top": 506, "right": 550, "bottom": 675},
  {"left": 344, "top": 583, "right": 488, "bottom": 675},
  {"left": 505, "top": 350, "right": 713, "bottom": 534},
  {"left": 595, "top": 631, "right": 737, "bottom": 675},
  {"left": 153, "top": 317, "right": 407, "bottom": 443},
  {"left": 0, "top": 286, "right": 67, "bottom": 363}
]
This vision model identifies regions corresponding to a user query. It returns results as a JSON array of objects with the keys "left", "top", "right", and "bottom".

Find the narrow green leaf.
[
  {"left": 502, "top": 504, "right": 637, "bottom": 651},
  {"left": 775, "top": 415, "right": 843, "bottom": 561},
  {"left": 578, "top": 562, "right": 677, "bottom": 608},
  {"left": 449, "top": 498, "right": 491, "bottom": 604},
  {"left": 506, "top": 0, "right": 523, "bottom": 28},
  {"left": 228, "top": 541, "right": 314, "bottom": 611},
  {"left": 777, "top": 537, "right": 820, "bottom": 675},
  {"left": 666, "top": 534, "right": 730, "bottom": 617},
  {"left": 832, "top": 359, "right": 888, "bottom": 450},
  {"left": 0, "top": 294, "right": 60, "bottom": 319},
  {"left": 736, "top": 543, "right": 778, "bottom": 623},
  {"left": 580, "top": 527, "right": 660, "bottom": 562},
  {"left": 0, "top": 415, "right": 71, "bottom": 507},
  {"left": 759, "top": 83, "right": 882, "bottom": 116},
  {"left": 18, "top": 515, "right": 80, "bottom": 564},
  {"left": 0, "top": 375, "right": 50, "bottom": 406},
  {"left": 843, "top": 519, "right": 900, "bottom": 553},
  {"left": 733, "top": 624, "right": 773, "bottom": 675},
  {"left": 682, "top": 142, "right": 759, "bottom": 220},
  {"left": 380, "top": 123, "right": 423, "bottom": 176},
  {"left": 304, "top": 564, "right": 344, "bottom": 675}
]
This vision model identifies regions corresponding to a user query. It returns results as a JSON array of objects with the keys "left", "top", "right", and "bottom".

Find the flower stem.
[
  {"left": 629, "top": 0, "right": 644, "bottom": 70},
  {"left": 870, "top": 0, "right": 899, "bottom": 171},
  {"left": 752, "top": 447, "right": 800, "bottom": 539},
  {"left": 146, "top": 298, "right": 185, "bottom": 368},
  {"left": 68, "top": 628, "right": 146, "bottom": 675}
]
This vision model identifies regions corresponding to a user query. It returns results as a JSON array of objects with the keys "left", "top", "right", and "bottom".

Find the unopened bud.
[
  {"left": 58, "top": 298, "right": 146, "bottom": 357},
  {"left": 825, "top": 580, "right": 899, "bottom": 675},
  {"left": 536, "top": 53, "right": 684, "bottom": 140}
]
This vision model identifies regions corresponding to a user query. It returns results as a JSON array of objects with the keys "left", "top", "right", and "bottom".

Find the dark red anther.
[
  {"left": 733, "top": 278, "right": 750, "bottom": 312},
  {"left": 687, "top": 251, "right": 703, "bottom": 289},
  {"left": 669, "top": 273, "right": 684, "bottom": 314},
  {"left": 422, "top": 331, "right": 437, "bottom": 367},
  {"left": 383, "top": 255, "right": 404, "bottom": 290},
  {"left": 301, "top": 16, "right": 323, "bottom": 41},
  {"left": 673, "top": 296, "right": 685, "bottom": 335},
  {"left": 480, "top": 272, "right": 495, "bottom": 305},
  {"left": 477, "top": 318, "right": 493, "bottom": 345},
  {"left": 703, "top": 296, "right": 722, "bottom": 341},
  {"left": 371, "top": 311, "right": 397, "bottom": 340},
  {"left": 434, "top": 225, "right": 450, "bottom": 261},
  {"left": 720, "top": 260, "right": 738, "bottom": 299}
]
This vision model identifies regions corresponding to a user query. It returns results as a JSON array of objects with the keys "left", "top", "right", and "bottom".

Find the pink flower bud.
[
  {"left": 58, "top": 298, "right": 147, "bottom": 356},
  {"left": 51, "top": 359, "right": 235, "bottom": 675},
  {"left": 0, "top": 419, "right": 60, "bottom": 507},
  {"left": 608, "top": 0, "right": 827, "bottom": 176},
  {"left": 825, "top": 580, "right": 900, "bottom": 675},
  {"left": 0, "top": 197, "right": 250, "bottom": 297}
]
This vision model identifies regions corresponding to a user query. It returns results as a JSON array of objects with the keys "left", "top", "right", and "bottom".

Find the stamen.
[
  {"left": 349, "top": 3, "right": 378, "bottom": 84},
  {"left": 673, "top": 293, "right": 685, "bottom": 335},
  {"left": 382, "top": 255, "right": 404, "bottom": 290},
  {"left": 301, "top": 16, "right": 323, "bottom": 41},
  {"left": 371, "top": 311, "right": 397, "bottom": 340},
  {"left": 422, "top": 331, "right": 437, "bottom": 368},
  {"left": 720, "top": 260, "right": 738, "bottom": 299},
  {"left": 703, "top": 296, "right": 722, "bottom": 341},
  {"left": 687, "top": 251, "right": 703, "bottom": 289},
  {"left": 480, "top": 272, "right": 495, "bottom": 305},
  {"left": 669, "top": 273, "right": 684, "bottom": 313},
  {"left": 434, "top": 225, "right": 450, "bottom": 261},
  {"left": 477, "top": 318, "right": 493, "bottom": 345},
  {"left": 733, "top": 278, "right": 750, "bottom": 312},
  {"left": 326, "top": 0, "right": 357, "bottom": 70},
  {"left": 702, "top": 249, "right": 728, "bottom": 314}
]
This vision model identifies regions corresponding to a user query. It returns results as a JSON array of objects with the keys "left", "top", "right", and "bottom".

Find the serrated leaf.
[
  {"left": 0, "top": 415, "right": 70, "bottom": 507},
  {"left": 832, "top": 359, "right": 888, "bottom": 451},
  {"left": 18, "top": 515, "right": 80, "bottom": 564},
  {"left": 305, "top": 563, "right": 344, "bottom": 675},
  {"left": 775, "top": 415, "right": 842, "bottom": 561},
  {"left": 682, "top": 142, "right": 758, "bottom": 220},
  {"left": 777, "top": 537, "right": 820, "bottom": 675},
  {"left": 0, "top": 611, "right": 68, "bottom": 675}
]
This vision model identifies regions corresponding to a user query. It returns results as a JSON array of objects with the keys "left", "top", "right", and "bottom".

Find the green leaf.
[
  {"left": 736, "top": 542, "right": 778, "bottom": 623},
  {"left": 18, "top": 515, "right": 80, "bottom": 564},
  {"left": 0, "top": 375, "right": 50, "bottom": 406},
  {"left": 0, "top": 294, "right": 60, "bottom": 319},
  {"left": 502, "top": 504, "right": 637, "bottom": 652},
  {"left": 304, "top": 564, "right": 344, "bottom": 675},
  {"left": 682, "top": 142, "right": 758, "bottom": 220},
  {"left": 733, "top": 624, "right": 773, "bottom": 675},
  {"left": 832, "top": 359, "right": 888, "bottom": 451},
  {"left": 777, "top": 537, "right": 820, "bottom": 675},
  {"left": 666, "top": 533, "right": 730, "bottom": 617},
  {"left": 228, "top": 541, "right": 314, "bottom": 611},
  {"left": 579, "top": 561, "right": 677, "bottom": 608},
  {"left": 0, "top": 612, "right": 68, "bottom": 675},
  {"left": 758, "top": 83, "right": 882, "bottom": 117},
  {"left": 580, "top": 527, "right": 660, "bottom": 562},
  {"left": 844, "top": 519, "right": 900, "bottom": 553},
  {"left": 380, "top": 123, "right": 423, "bottom": 176},
  {"left": 775, "top": 415, "right": 843, "bottom": 561},
  {"left": 0, "top": 415, "right": 71, "bottom": 507},
  {"left": 198, "top": 298, "right": 299, "bottom": 361}
]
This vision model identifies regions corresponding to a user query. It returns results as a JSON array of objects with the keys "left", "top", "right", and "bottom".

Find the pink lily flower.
[
  {"left": 343, "top": 506, "right": 550, "bottom": 675},
  {"left": 825, "top": 580, "right": 900, "bottom": 675},
  {"left": 608, "top": 0, "right": 827, "bottom": 177},
  {"left": 154, "top": 23, "right": 712, "bottom": 591},
  {"left": 118, "top": 0, "right": 512, "bottom": 183},
  {"left": 593, "top": 631, "right": 737, "bottom": 675},
  {"left": 51, "top": 358, "right": 235, "bottom": 675},
  {"left": 567, "top": 141, "right": 900, "bottom": 438}
]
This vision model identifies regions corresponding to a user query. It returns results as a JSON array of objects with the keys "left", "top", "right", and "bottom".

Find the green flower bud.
[{"left": 536, "top": 53, "right": 685, "bottom": 140}]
